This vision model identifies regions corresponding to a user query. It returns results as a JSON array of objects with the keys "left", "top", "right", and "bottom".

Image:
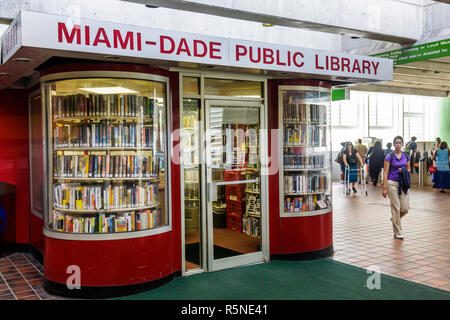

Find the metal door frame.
[{"left": 204, "top": 99, "right": 266, "bottom": 272}]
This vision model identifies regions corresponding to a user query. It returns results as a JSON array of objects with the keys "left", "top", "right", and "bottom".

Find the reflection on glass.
[
  {"left": 183, "top": 77, "right": 200, "bottom": 95},
  {"left": 281, "top": 88, "right": 332, "bottom": 214},
  {"left": 205, "top": 79, "right": 262, "bottom": 98},
  {"left": 183, "top": 99, "right": 202, "bottom": 270},
  {"left": 208, "top": 106, "right": 261, "bottom": 261},
  {"left": 47, "top": 78, "right": 168, "bottom": 233}
]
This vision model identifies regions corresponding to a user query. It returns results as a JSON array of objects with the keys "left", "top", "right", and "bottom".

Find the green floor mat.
[{"left": 113, "top": 259, "right": 450, "bottom": 300}]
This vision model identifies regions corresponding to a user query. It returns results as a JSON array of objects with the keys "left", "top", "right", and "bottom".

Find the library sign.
[{"left": 3, "top": 11, "right": 392, "bottom": 81}]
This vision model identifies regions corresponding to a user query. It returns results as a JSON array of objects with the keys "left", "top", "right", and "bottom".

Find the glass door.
[{"left": 205, "top": 100, "right": 264, "bottom": 272}]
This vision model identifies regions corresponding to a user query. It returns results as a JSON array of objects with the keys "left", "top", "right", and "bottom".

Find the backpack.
[
  {"left": 404, "top": 141, "right": 412, "bottom": 153},
  {"left": 335, "top": 151, "right": 344, "bottom": 165}
]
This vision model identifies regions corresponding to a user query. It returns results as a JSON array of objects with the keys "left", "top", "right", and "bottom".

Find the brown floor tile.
[
  {"left": 27, "top": 279, "right": 44, "bottom": 285},
  {"left": 21, "top": 296, "right": 40, "bottom": 300},
  {"left": 0, "top": 288, "right": 12, "bottom": 295},
  {"left": 0, "top": 294, "right": 15, "bottom": 300},
  {"left": 8, "top": 281, "right": 28, "bottom": 288},
  {"left": 12, "top": 285, "right": 33, "bottom": 294},
  {"left": 15, "top": 291, "right": 36, "bottom": 299}
]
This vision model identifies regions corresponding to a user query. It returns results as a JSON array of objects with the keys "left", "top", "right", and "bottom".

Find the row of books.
[
  {"left": 283, "top": 103, "right": 327, "bottom": 123},
  {"left": 52, "top": 209, "right": 160, "bottom": 233},
  {"left": 53, "top": 183, "right": 159, "bottom": 210},
  {"left": 184, "top": 183, "right": 199, "bottom": 199},
  {"left": 246, "top": 195, "right": 260, "bottom": 217},
  {"left": 53, "top": 154, "right": 160, "bottom": 178},
  {"left": 52, "top": 94, "right": 155, "bottom": 118},
  {"left": 242, "top": 216, "right": 260, "bottom": 238},
  {"left": 284, "top": 194, "right": 330, "bottom": 212},
  {"left": 246, "top": 181, "right": 260, "bottom": 192},
  {"left": 284, "top": 154, "right": 326, "bottom": 169},
  {"left": 53, "top": 122, "right": 154, "bottom": 148},
  {"left": 283, "top": 125, "right": 307, "bottom": 145},
  {"left": 309, "top": 126, "right": 327, "bottom": 147},
  {"left": 284, "top": 174, "right": 328, "bottom": 194}
]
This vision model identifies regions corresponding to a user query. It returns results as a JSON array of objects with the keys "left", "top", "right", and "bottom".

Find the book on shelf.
[
  {"left": 242, "top": 215, "right": 260, "bottom": 238},
  {"left": 52, "top": 209, "right": 160, "bottom": 233},
  {"left": 52, "top": 94, "right": 155, "bottom": 119},
  {"left": 54, "top": 121, "right": 154, "bottom": 148},
  {"left": 283, "top": 124, "right": 307, "bottom": 145},
  {"left": 284, "top": 193, "right": 329, "bottom": 213},
  {"left": 283, "top": 174, "right": 327, "bottom": 194},
  {"left": 53, "top": 182, "right": 158, "bottom": 210},
  {"left": 53, "top": 154, "right": 159, "bottom": 178},
  {"left": 283, "top": 154, "right": 325, "bottom": 169},
  {"left": 283, "top": 103, "right": 327, "bottom": 123}
]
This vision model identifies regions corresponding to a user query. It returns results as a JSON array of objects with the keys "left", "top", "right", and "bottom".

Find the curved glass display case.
[
  {"left": 278, "top": 86, "right": 332, "bottom": 217},
  {"left": 42, "top": 75, "right": 170, "bottom": 236}
]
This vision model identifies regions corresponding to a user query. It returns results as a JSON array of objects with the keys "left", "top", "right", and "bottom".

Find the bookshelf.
[
  {"left": 46, "top": 77, "right": 168, "bottom": 234},
  {"left": 278, "top": 86, "right": 332, "bottom": 217},
  {"left": 182, "top": 100, "right": 201, "bottom": 236}
]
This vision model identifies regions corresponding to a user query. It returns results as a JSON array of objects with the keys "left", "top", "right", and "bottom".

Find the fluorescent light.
[{"left": 79, "top": 87, "right": 138, "bottom": 94}]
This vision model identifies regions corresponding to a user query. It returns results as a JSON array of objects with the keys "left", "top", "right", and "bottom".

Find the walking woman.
[
  {"left": 432, "top": 141, "right": 450, "bottom": 193},
  {"left": 343, "top": 141, "right": 364, "bottom": 193},
  {"left": 368, "top": 141, "right": 385, "bottom": 186},
  {"left": 382, "top": 136, "right": 411, "bottom": 240}
]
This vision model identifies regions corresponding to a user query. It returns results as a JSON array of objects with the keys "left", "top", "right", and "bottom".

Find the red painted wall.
[
  {"left": 0, "top": 90, "right": 31, "bottom": 245},
  {"left": 44, "top": 233, "right": 173, "bottom": 286}
]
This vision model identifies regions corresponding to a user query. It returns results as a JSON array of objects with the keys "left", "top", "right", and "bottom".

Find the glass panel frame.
[
  {"left": 278, "top": 85, "right": 333, "bottom": 218},
  {"left": 205, "top": 100, "right": 265, "bottom": 272},
  {"left": 41, "top": 72, "right": 172, "bottom": 239}
]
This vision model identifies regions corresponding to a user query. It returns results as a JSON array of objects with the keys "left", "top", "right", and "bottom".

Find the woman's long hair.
[
  {"left": 373, "top": 141, "right": 382, "bottom": 152},
  {"left": 346, "top": 141, "right": 354, "bottom": 153}
]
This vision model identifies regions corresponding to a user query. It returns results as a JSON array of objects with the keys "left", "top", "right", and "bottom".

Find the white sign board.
[{"left": 4, "top": 11, "right": 393, "bottom": 81}]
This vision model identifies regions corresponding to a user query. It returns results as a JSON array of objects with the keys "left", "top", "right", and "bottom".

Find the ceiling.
[{"left": 353, "top": 56, "right": 450, "bottom": 97}]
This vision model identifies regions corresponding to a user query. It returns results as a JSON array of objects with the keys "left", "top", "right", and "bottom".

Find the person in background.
[
  {"left": 430, "top": 137, "right": 441, "bottom": 182},
  {"left": 384, "top": 142, "right": 393, "bottom": 157},
  {"left": 365, "top": 142, "right": 374, "bottom": 165},
  {"left": 382, "top": 136, "right": 411, "bottom": 240},
  {"left": 411, "top": 149, "right": 421, "bottom": 174},
  {"left": 431, "top": 137, "right": 441, "bottom": 159},
  {"left": 355, "top": 139, "right": 368, "bottom": 183},
  {"left": 368, "top": 141, "right": 385, "bottom": 186},
  {"left": 432, "top": 141, "right": 450, "bottom": 193},
  {"left": 339, "top": 141, "right": 347, "bottom": 184},
  {"left": 343, "top": 141, "right": 364, "bottom": 193},
  {"left": 405, "top": 136, "right": 417, "bottom": 156}
]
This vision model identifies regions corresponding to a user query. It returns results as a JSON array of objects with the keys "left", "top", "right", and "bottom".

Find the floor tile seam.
[
  {"left": 7, "top": 256, "right": 42, "bottom": 300},
  {"left": 22, "top": 254, "right": 44, "bottom": 276},
  {"left": 0, "top": 271, "right": 17, "bottom": 300}
]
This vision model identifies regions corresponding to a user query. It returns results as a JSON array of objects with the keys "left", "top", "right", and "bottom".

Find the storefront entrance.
[{"left": 181, "top": 74, "right": 268, "bottom": 274}]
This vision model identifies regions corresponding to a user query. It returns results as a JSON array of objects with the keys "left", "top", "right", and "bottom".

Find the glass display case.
[
  {"left": 43, "top": 76, "right": 169, "bottom": 235},
  {"left": 278, "top": 86, "right": 332, "bottom": 217}
]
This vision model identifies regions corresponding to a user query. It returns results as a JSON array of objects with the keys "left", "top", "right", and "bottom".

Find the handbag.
[
  {"left": 413, "top": 162, "right": 419, "bottom": 168},
  {"left": 428, "top": 165, "right": 437, "bottom": 173}
]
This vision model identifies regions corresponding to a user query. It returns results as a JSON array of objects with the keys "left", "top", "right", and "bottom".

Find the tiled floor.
[
  {"left": 0, "top": 251, "right": 61, "bottom": 300},
  {"left": 0, "top": 181, "right": 448, "bottom": 300},
  {"left": 330, "top": 181, "right": 450, "bottom": 292}
]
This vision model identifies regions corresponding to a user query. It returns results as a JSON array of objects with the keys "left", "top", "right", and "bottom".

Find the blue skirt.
[
  {"left": 345, "top": 164, "right": 358, "bottom": 183},
  {"left": 433, "top": 170, "right": 450, "bottom": 189}
]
